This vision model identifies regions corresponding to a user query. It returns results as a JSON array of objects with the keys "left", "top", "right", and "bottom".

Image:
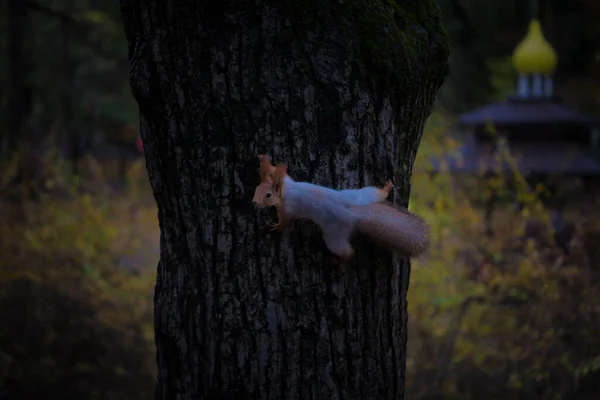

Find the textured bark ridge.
[{"left": 120, "top": 1, "right": 448, "bottom": 399}]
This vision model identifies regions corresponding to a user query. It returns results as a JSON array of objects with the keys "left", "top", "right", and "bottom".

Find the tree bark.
[{"left": 120, "top": 1, "right": 448, "bottom": 399}]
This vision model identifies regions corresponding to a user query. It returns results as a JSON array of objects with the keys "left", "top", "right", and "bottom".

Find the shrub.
[
  {"left": 0, "top": 149, "right": 157, "bottom": 400},
  {"left": 406, "top": 112, "right": 600, "bottom": 399}
]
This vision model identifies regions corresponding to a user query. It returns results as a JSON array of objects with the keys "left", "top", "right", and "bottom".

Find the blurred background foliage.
[
  {"left": 407, "top": 113, "right": 600, "bottom": 399},
  {"left": 0, "top": 152, "right": 157, "bottom": 400},
  {"left": 1, "top": 0, "right": 599, "bottom": 399}
]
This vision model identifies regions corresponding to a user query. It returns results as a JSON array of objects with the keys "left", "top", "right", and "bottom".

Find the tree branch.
[{"left": 18, "top": 0, "right": 122, "bottom": 61}]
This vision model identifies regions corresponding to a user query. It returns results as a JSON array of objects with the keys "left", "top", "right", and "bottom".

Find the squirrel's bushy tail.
[{"left": 350, "top": 202, "right": 430, "bottom": 257}]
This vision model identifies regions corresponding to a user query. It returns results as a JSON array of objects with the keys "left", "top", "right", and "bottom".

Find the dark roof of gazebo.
[
  {"left": 429, "top": 139, "right": 600, "bottom": 175},
  {"left": 457, "top": 97, "right": 599, "bottom": 127}
]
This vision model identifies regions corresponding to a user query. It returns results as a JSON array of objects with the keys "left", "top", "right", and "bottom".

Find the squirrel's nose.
[{"left": 252, "top": 200, "right": 258, "bottom": 205}]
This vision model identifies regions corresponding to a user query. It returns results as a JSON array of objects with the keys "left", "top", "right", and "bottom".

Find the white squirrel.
[{"left": 252, "top": 154, "right": 430, "bottom": 261}]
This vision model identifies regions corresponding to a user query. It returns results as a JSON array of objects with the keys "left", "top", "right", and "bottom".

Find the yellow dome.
[{"left": 512, "top": 19, "right": 557, "bottom": 74}]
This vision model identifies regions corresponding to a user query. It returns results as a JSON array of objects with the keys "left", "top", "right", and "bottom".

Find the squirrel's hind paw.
[
  {"left": 384, "top": 180, "right": 394, "bottom": 193},
  {"left": 376, "top": 180, "right": 394, "bottom": 201}
]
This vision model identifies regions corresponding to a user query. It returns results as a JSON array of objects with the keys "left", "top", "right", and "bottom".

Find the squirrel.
[
  {"left": 258, "top": 158, "right": 430, "bottom": 261},
  {"left": 252, "top": 154, "right": 394, "bottom": 230}
]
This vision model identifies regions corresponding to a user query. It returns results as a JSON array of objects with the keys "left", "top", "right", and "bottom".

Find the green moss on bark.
[
  {"left": 207, "top": 0, "right": 448, "bottom": 98},
  {"left": 346, "top": 1, "right": 446, "bottom": 70},
  {"left": 282, "top": 0, "right": 449, "bottom": 96}
]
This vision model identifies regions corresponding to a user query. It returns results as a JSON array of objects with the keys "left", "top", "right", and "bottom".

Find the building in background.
[
  {"left": 431, "top": 17, "right": 600, "bottom": 240},
  {"left": 434, "top": 18, "right": 600, "bottom": 181}
]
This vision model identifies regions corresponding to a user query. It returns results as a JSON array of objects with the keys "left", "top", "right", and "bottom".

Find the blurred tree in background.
[
  {"left": 1, "top": 0, "right": 599, "bottom": 399},
  {"left": 2, "top": 0, "right": 137, "bottom": 178}
]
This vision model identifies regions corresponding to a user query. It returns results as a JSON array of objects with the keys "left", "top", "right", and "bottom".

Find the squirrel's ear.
[
  {"left": 272, "top": 163, "right": 288, "bottom": 193},
  {"left": 272, "top": 164, "right": 285, "bottom": 179},
  {"left": 258, "top": 154, "right": 274, "bottom": 183}
]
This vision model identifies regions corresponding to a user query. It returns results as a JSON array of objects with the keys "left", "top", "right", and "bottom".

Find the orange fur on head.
[{"left": 252, "top": 154, "right": 279, "bottom": 207}]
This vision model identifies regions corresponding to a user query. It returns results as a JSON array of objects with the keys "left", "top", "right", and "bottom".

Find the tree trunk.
[
  {"left": 120, "top": 1, "right": 448, "bottom": 399},
  {"left": 6, "top": 0, "right": 32, "bottom": 157},
  {"left": 61, "top": 16, "right": 79, "bottom": 175}
]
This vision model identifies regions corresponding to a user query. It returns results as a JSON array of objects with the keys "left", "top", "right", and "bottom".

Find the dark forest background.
[{"left": 1, "top": 0, "right": 599, "bottom": 399}]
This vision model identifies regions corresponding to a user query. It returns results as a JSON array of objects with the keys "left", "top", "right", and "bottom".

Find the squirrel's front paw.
[
  {"left": 331, "top": 251, "right": 353, "bottom": 265},
  {"left": 268, "top": 222, "right": 281, "bottom": 231}
]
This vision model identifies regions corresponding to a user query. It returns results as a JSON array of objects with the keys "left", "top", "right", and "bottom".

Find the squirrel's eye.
[{"left": 266, "top": 192, "right": 272, "bottom": 198}]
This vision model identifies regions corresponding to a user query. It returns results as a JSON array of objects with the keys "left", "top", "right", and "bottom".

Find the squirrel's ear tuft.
[
  {"left": 272, "top": 163, "right": 288, "bottom": 195},
  {"left": 273, "top": 163, "right": 287, "bottom": 180},
  {"left": 258, "top": 154, "right": 275, "bottom": 183}
]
